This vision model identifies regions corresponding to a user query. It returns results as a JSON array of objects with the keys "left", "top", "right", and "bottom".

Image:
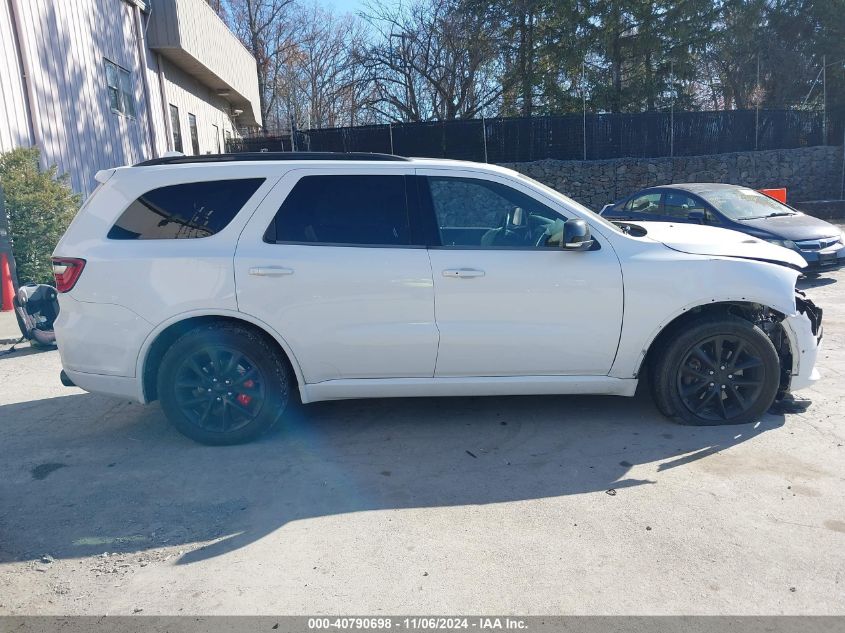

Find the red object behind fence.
[
  {"left": 759, "top": 188, "right": 787, "bottom": 204},
  {"left": 1, "top": 252, "right": 15, "bottom": 311}
]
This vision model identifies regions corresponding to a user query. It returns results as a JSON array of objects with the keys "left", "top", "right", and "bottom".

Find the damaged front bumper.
[{"left": 781, "top": 290, "right": 823, "bottom": 392}]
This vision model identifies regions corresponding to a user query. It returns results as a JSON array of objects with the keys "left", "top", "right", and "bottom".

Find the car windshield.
[{"left": 697, "top": 187, "right": 797, "bottom": 220}]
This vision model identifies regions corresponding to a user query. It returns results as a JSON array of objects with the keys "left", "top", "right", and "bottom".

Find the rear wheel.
[
  {"left": 651, "top": 316, "right": 781, "bottom": 425},
  {"left": 157, "top": 323, "right": 289, "bottom": 445}
]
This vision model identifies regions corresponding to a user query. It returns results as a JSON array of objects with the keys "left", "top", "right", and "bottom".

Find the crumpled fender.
[{"left": 781, "top": 292, "right": 823, "bottom": 390}]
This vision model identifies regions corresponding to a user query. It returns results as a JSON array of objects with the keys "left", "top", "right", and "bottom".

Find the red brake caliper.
[{"left": 237, "top": 379, "right": 255, "bottom": 406}]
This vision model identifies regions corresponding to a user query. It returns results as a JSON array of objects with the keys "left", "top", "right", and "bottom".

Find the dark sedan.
[{"left": 600, "top": 183, "right": 845, "bottom": 270}]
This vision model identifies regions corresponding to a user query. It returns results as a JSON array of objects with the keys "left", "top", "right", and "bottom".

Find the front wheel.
[
  {"left": 157, "top": 323, "right": 290, "bottom": 445},
  {"left": 651, "top": 315, "right": 781, "bottom": 425}
]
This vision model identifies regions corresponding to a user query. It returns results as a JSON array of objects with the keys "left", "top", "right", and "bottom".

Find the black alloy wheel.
[
  {"left": 676, "top": 334, "right": 765, "bottom": 422},
  {"left": 651, "top": 315, "right": 781, "bottom": 426},
  {"left": 173, "top": 346, "right": 266, "bottom": 433},
  {"left": 158, "top": 322, "right": 290, "bottom": 444}
]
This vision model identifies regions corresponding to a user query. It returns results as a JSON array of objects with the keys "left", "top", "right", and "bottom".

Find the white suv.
[{"left": 53, "top": 153, "right": 823, "bottom": 444}]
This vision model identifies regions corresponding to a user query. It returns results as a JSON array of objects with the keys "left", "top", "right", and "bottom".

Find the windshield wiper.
[{"left": 764, "top": 212, "right": 796, "bottom": 218}]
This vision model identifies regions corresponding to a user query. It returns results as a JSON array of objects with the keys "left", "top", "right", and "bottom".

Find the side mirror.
[
  {"left": 561, "top": 218, "right": 593, "bottom": 251},
  {"left": 688, "top": 210, "right": 706, "bottom": 224}
]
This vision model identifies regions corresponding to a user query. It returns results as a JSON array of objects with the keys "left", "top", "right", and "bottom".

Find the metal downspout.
[
  {"left": 156, "top": 53, "right": 173, "bottom": 151},
  {"left": 7, "top": 0, "right": 41, "bottom": 152},
  {"left": 131, "top": 3, "right": 159, "bottom": 158}
]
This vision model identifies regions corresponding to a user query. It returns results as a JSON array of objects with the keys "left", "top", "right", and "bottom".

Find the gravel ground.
[{"left": 0, "top": 264, "right": 843, "bottom": 616}]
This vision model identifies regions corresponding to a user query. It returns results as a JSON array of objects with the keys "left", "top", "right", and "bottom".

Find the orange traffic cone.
[{"left": 1, "top": 252, "right": 15, "bottom": 311}]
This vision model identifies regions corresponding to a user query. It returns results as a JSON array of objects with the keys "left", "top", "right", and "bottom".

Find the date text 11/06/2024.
[{"left": 307, "top": 617, "right": 528, "bottom": 630}]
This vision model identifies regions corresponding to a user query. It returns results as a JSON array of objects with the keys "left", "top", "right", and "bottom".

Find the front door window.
[
  {"left": 664, "top": 192, "right": 707, "bottom": 220},
  {"left": 625, "top": 192, "right": 662, "bottom": 216},
  {"left": 427, "top": 176, "right": 567, "bottom": 248}
]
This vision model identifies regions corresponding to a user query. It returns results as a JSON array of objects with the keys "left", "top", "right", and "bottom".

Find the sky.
[
  {"left": 321, "top": 0, "right": 371, "bottom": 15},
  {"left": 321, "top": 0, "right": 403, "bottom": 15}
]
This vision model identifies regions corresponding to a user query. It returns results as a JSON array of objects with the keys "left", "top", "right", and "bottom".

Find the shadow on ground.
[
  {"left": 0, "top": 389, "right": 784, "bottom": 566},
  {"left": 0, "top": 344, "right": 52, "bottom": 361},
  {"left": 798, "top": 271, "right": 839, "bottom": 290}
]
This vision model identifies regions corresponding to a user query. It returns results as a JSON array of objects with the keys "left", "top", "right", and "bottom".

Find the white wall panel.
[
  {"left": 158, "top": 55, "right": 240, "bottom": 156},
  {"left": 1, "top": 0, "right": 261, "bottom": 195},
  {"left": 0, "top": 0, "right": 33, "bottom": 152},
  {"left": 147, "top": 0, "right": 261, "bottom": 126}
]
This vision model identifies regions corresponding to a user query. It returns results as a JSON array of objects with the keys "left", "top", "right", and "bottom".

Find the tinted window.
[
  {"left": 267, "top": 175, "right": 411, "bottom": 246},
  {"left": 625, "top": 192, "right": 662, "bottom": 214},
  {"left": 427, "top": 177, "right": 566, "bottom": 248},
  {"left": 108, "top": 179, "right": 264, "bottom": 240},
  {"left": 664, "top": 192, "right": 706, "bottom": 219}
]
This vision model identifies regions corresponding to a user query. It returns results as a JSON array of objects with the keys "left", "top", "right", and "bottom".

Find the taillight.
[{"left": 52, "top": 257, "right": 86, "bottom": 293}]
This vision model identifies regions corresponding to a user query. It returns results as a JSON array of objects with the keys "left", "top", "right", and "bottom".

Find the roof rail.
[{"left": 134, "top": 152, "right": 411, "bottom": 166}]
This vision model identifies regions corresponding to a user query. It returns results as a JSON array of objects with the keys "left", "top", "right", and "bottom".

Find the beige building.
[{"left": 0, "top": 0, "right": 262, "bottom": 195}]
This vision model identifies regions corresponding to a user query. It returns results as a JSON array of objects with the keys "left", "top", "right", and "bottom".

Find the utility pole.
[
  {"left": 287, "top": 92, "right": 297, "bottom": 152},
  {"left": 755, "top": 55, "right": 760, "bottom": 151},
  {"left": 670, "top": 60, "right": 675, "bottom": 158},
  {"left": 841, "top": 126, "right": 845, "bottom": 199},
  {"left": 582, "top": 59, "right": 587, "bottom": 161},
  {"left": 823, "top": 54, "right": 827, "bottom": 143},
  {"left": 481, "top": 117, "right": 488, "bottom": 163},
  {"left": 287, "top": 63, "right": 297, "bottom": 152}
]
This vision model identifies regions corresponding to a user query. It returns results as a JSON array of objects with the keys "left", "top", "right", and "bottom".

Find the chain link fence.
[{"left": 228, "top": 108, "right": 843, "bottom": 163}]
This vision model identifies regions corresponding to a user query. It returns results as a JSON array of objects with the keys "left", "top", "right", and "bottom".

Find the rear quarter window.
[{"left": 108, "top": 178, "right": 265, "bottom": 240}]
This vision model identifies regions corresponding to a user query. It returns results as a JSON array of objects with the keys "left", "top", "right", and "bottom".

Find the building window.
[
  {"left": 188, "top": 113, "right": 200, "bottom": 155},
  {"left": 169, "top": 104, "right": 183, "bottom": 153},
  {"left": 104, "top": 59, "right": 135, "bottom": 117},
  {"left": 212, "top": 124, "right": 220, "bottom": 153}
]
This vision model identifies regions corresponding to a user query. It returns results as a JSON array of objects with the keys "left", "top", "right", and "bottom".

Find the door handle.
[
  {"left": 442, "top": 268, "right": 485, "bottom": 278},
  {"left": 249, "top": 266, "right": 294, "bottom": 277}
]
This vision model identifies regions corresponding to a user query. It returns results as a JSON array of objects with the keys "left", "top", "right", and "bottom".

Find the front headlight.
[{"left": 765, "top": 238, "right": 797, "bottom": 250}]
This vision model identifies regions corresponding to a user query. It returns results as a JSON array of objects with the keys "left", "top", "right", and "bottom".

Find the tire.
[
  {"left": 157, "top": 322, "right": 290, "bottom": 445},
  {"left": 651, "top": 315, "right": 781, "bottom": 426}
]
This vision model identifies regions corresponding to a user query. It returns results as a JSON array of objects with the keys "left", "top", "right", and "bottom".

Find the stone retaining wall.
[
  {"left": 500, "top": 145, "right": 843, "bottom": 211},
  {"left": 791, "top": 199, "right": 845, "bottom": 219}
]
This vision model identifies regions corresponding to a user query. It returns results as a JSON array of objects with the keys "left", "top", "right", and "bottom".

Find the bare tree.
[
  {"left": 359, "top": 0, "right": 503, "bottom": 122},
  {"left": 288, "top": 4, "right": 371, "bottom": 128},
  {"left": 219, "top": 0, "right": 297, "bottom": 129}
]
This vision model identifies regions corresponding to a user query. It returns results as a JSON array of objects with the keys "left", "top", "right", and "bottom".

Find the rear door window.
[
  {"left": 265, "top": 175, "right": 412, "bottom": 246},
  {"left": 108, "top": 178, "right": 265, "bottom": 239}
]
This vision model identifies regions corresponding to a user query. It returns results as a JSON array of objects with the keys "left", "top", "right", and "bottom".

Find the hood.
[
  {"left": 632, "top": 221, "right": 807, "bottom": 269},
  {"left": 736, "top": 212, "right": 841, "bottom": 241}
]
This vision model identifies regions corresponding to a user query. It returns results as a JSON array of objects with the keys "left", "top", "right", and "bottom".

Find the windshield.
[
  {"left": 697, "top": 187, "right": 796, "bottom": 220},
  {"left": 513, "top": 172, "right": 624, "bottom": 235}
]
